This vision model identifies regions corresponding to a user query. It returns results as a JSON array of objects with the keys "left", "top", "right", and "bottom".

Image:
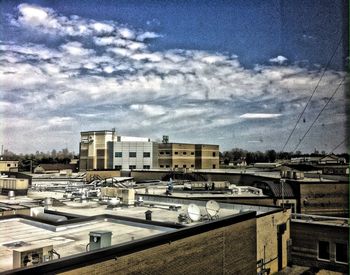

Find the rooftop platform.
[{"left": 0, "top": 214, "right": 175, "bottom": 273}]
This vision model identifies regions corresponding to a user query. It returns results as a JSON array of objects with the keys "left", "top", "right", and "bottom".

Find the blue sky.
[{"left": 0, "top": 0, "right": 347, "bottom": 154}]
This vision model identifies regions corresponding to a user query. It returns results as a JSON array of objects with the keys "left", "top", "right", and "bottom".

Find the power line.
[
  {"left": 330, "top": 138, "right": 346, "bottom": 154},
  {"left": 292, "top": 76, "right": 346, "bottom": 152},
  {"left": 280, "top": 34, "right": 343, "bottom": 152}
]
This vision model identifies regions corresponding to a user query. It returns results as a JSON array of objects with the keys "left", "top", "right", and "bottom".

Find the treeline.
[
  {"left": 2, "top": 148, "right": 78, "bottom": 170},
  {"left": 220, "top": 148, "right": 349, "bottom": 165}
]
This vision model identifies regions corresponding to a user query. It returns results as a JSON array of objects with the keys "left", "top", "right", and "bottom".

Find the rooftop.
[{"left": 0, "top": 214, "right": 175, "bottom": 273}]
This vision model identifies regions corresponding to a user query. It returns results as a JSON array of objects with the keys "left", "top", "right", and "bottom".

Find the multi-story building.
[
  {"left": 158, "top": 143, "right": 219, "bottom": 169},
  {"left": 79, "top": 130, "right": 219, "bottom": 171},
  {"left": 79, "top": 130, "right": 158, "bottom": 171},
  {"left": 110, "top": 136, "right": 158, "bottom": 170},
  {"left": 79, "top": 130, "right": 116, "bottom": 171}
]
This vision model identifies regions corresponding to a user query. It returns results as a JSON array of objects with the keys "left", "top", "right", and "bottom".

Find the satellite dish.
[
  {"left": 206, "top": 200, "right": 220, "bottom": 218},
  {"left": 187, "top": 204, "right": 201, "bottom": 222}
]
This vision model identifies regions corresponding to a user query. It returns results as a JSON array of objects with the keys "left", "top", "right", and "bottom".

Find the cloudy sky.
[{"left": 0, "top": 0, "right": 348, "bottom": 154}]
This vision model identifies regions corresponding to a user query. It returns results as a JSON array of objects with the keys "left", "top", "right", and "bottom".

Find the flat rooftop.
[{"left": 0, "top": 215, "right": 175, "bottom": 273}]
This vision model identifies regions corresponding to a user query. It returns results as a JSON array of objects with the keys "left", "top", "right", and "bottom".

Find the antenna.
[
  {"left": 206, "top": 200, "right": 220, "bottom": 219},
  {"left": 187, "top": 204, "right": 201, "bottom": 222}
]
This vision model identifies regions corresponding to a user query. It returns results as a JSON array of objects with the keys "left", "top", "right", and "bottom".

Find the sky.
[{"left": 0, "top": 0, "right": 348, "bottom": 154}]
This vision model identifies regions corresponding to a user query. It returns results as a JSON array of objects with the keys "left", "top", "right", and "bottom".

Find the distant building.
[
  {"left": 79, "top": 130, "right": 220, "bottom": 171},
  {"left": 34, "top": 164, "right": 77, "bottom": 174},
  {"left": 0, "top": 160, "right": 19, "bottom": 172},
  {"left": 158, "top": 143, "right": 219, "bottom": 169}
]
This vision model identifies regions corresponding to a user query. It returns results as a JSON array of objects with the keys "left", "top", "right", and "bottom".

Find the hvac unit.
[
  {"left": 13, "top": 245, "right": 53, "bottom": 269},
  {"left": 88, "top": 231, "right": 112, "bottom": 251}
]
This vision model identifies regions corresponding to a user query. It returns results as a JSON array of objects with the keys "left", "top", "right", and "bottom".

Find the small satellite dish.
[
  {"left": 187, "top": 204, "right": 201, "bottom": 222},
  {"left": 206, "top": 200, "right": 220, "bottom": 218}
]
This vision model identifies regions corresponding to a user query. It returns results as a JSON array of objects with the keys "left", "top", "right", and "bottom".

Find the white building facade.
[{"left": 110, "top": 136, "right": 158, "bottom": 170}]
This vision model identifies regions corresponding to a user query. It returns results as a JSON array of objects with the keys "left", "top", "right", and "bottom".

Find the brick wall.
[
  {"left": 59, "top": 218, "right": 257, "bottom": 275},
  {"left": 290, "top": 221, "right": 349, "bottom": 273}
]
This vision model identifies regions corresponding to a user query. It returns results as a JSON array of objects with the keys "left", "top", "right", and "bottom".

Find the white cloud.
[
  {"left": 239, "top": 113, "right": 282, "bottom": 119},
  {"left": 269, "top": 55, "right": 288, "bottom": 64},
  {"left": 137, "top": 32, "right": 161, "bottom": 41},
  {"left": 60, "top": 42, "right": 94, "bottom": 56},
  {"left": 1, "top": 3, "right": 346, "bottom": 153}
]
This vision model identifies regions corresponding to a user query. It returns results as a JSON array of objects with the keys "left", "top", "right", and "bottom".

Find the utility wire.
[
  {"left": 280, "top": 34, "right": 343, "bottom": 152},
  {"left": 292, "top": 77, "right": 346, "bottom": 152},
  {"left": 330, "top": 138, "right": 346, "bottom": 154}
]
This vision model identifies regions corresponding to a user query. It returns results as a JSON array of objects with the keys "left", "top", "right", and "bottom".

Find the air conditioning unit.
[{"left": 13, "top": 245, "right": 53, "bottom": 268}]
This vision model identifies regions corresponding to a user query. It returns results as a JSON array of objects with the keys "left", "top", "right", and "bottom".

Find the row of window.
[
  {"left": 318, "top": 241, "right": 348, "bottom": 264},
  {"left": 114, "top": 165, "right": 150, "bottom": 170},
  {"left": 160, "top": 164, "right": 216, "bottom": 169},
  {"left": 115, "top": 152, "right": 150, "bottom": 158},
  {"left": 159, "top": 151, "right": 216, "bottom": 157}
]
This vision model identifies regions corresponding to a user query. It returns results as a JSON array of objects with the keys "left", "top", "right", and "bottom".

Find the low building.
[
  {"left": 34, "top": 164, "right": 77, "bottom": 174},
  {"left": 0, "top": 160, "right": 19, "bottom": 172},
  {"left": 0, "top": 176, "right": 29, "bottom": 196},
  {"left": 290, "top": 213, "right": 349, "bottom": 273}
]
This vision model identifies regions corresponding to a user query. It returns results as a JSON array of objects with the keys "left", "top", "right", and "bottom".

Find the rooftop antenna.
[
  {"left": 162, "top": 135, "right": 169, "bottom": 144},
  {"left": 187, "top": 204, "right": 201, "bottom": 222},
  {"left": 205, "top": 200, "right": 220, "bottom": 220}
]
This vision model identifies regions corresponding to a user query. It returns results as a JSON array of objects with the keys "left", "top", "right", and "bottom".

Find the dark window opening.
[
  {"left": 129, "top": 152, "right": 136, "bottom": 158},
  {"left": 129, "top": 165, "right": 136, "bottom": 169},
  {"left": 183, "top": 152, "right": 187, "bottom": 155},
  {"left": 175, "top": 152, "right": 178, "bottom": 155},
  {"left": 213, "top": 164, "right": 216, "bottom": 169},
  {"left": 183, "top": 165, "right": 187, "bottom": 168},
  {"left": 143, "top": 165, "right": 150, "bottom": 169},
  {"left": 114, "top": 165, "right": 122, "bottom": 170},
  {"left": 318, "top": 241, "right": 330, "bottom": 260},
  {"left": 336, "top": 243, "right": 348, "bottom": 263},
  {"left": 143, "top": 152, "right": 150, "bottom": 158},
  {"left": 213, "top": 152, "right": 216, "bottom": 157},
  {"left": 115, "top": 152, "right": 122, "bottom": 158}
]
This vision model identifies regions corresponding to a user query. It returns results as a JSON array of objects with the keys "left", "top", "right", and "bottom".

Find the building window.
[
  {"left": 318, "top": 241, "right": 330, "bottom": 261},
  {"left": 183, "top": 152, "right": 187, "bottom": 155},
  {"left": 213, "top": 164, "right": 216, "bottom": 169},
  {"left": 213, "top": 152, "right": 216, "bottom": 157},
  {"left": 143, "top": 152, "right": 150, "bottom": 158},
  {"left": 191, "top": 152, "right": 194, "bottom": 155},
  {"left": 191, "top": 164, "right": 194, "bottom": 168},
  {"left": 115, "top": 152, "right": 122, "bottom": 158},
  {"left": 335, "top": 243, "right": 348, "bottom": 263},
  {"left": 166, "top": 165, "right": 170, "bottom": 168},
  {"left": 114, "top": 165, "right": 122, "bottom": 170},
  {"left": 165, "top": 151, "right": 170, "bottom": 155},
  {"left": 183, "top": 164, "right": 187, "bottom": 168},
  {"left": 143, "top": 165, "right": 150, "bottom": 169},
  {"left": 7, "top": 164, "right": 11, "bottom": 167},
  {"left": 174, "top": 152, "right": 178, "bottom": 155},
  {"left": 129, "top": 165, "right": 136, "bottom": 169},
  {"left": 174, "top": 165, "right": 178, "bottom": 168},
  {"left": 160, "top": 152, "right": 164, "bottom": 155},
  {"left": 160, "top": 165, "right": 164, "bottom": 168},
  {"left": 129, "top": 152, "right": 136, "bottom": 158}
]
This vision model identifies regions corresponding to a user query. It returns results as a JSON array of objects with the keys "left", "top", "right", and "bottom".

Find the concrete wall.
[
  {"left": 299, "top": 183, "right": 349, "bottom": 216},
  {"left": 256, "top": 210, "right": 291, "bottom": 273},
  {"left": 290, "top": 221, "right": 349, "bottom": 273},
  {"left": 59, "top": 217, "right": 257, "bottom": 275}
]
